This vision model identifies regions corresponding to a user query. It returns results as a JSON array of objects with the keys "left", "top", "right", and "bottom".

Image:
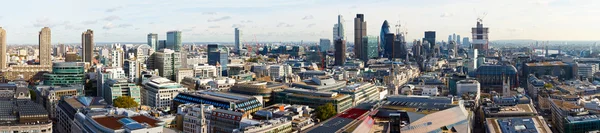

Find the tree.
[
  {"left": 29, "top": 90, "right": 36, "bottom": 101},
  {"left": 113, "top": 96, "right": 139, "bottom": 108},
  {"left": 267, "top": 58, "right": 276, "bottom": 62},
  {"left": 316, "top": 103, "right": 337, "bottom": 121},
  {"left": 544, "top": 83, "right": 553, "bottom": 89}
]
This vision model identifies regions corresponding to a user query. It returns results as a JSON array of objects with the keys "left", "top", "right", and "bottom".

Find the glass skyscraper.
[
  {"left": 166, "top": 31, "right": 182, "bottom": 51},
  {"left": 208, "top": 44, "right": 228, "bottom": 76},
  {"left": 362, "top": 36, "right": 379, "bottom": 61},
  {"left": 148, "top": 33, "right": 158, "bottom": 51},
  {"left": 380, "top": 20, "right": 391, "bottom": 57}
]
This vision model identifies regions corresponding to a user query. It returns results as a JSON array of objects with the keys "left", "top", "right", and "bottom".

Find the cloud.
[
  {"left": 302, "top": 15, "right": 314, "bottom": 20},
  {"left": 241, "top": 20, "right": 253, "bottom": 23},
  {"left": 208, "top": 26, "right": 220, "bottom": 28},
  {"left": 277, "top": 22, "right": 294, "bottom": 27},
  {"left": 207, "top": 16, "right": 231, "bottom": 22},
  {"left": 103, "top": 15, "right": 121, "bottom": 21},
  {"left": 440, "top": 13, "right": 454, "bottom": 17},
  {"left": 105, "top": 6, "right": 123, "bottom": 12},
  {"left": 202, "top": 12, "right": 217, "bottom": 15},
  {"left": 118, "top": 24, "right": 132, "bottom": 28},
  {"left": 307, "top": 23, "right": 316, "bottom": 28},
  {"left": 103, "top": 22, "right": 114, "bottom": 30},
  {"left": 232, "top": 24, "right": 244, "bottom": 28},
  {"left": 349, "top": 5, "right": 357, "bottom": 9},
  {"left": 82, "top": 20, "right": 97, "bottom": 25},
  {"left": 33, "top": 17, "right": 69, "bottom": 27}
]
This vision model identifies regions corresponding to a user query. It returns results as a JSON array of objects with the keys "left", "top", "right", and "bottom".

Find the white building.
[
  {"left": 577, "top": 63, "right": 598, "bottom": 79},
  {"left": 111, "top": 44, "right": 125, "bottom": 68},
  {"left": 142, "top": 77, "right": 187, "bottom": 109},
  {"left": 456, "top": 79, "right": 481, "bottom": 97},
  {"left": 269, "top": 64, "right": 292, "bottom": 79},
  {"left": 192, "top": 64, "right": 218, "bottom": 78}
]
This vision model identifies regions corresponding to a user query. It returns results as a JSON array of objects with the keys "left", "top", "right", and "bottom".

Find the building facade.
[
  {"left": 167, "top": 31, "right": 182, "bottom": 51},
  {"left": 82, "top": 29, "right": 94, "bottom": 64},
  {"left": 39, "top": 27, "right": 52, "bottom": 66},
  {"left": 43, "top": 62, "right": 85, "bottom": 86},
  {"left": 142, "top": 77, "right": 187, "bottom": 109}
]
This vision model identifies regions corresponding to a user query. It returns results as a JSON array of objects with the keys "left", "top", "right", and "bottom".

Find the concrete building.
[
  {"left": 527, "top": 75, "right": 545, "bottom": 100},
  {"left": 208, "top": 44, "right": 228, "bottom": 76},
  {"left": 35, "top": 85, "right": 84, "bottom": 119},
  {"left": 82, "top": 29, "right": 94, "bottom": 64},
  {"left": 167, "top": 31, "right": 182, "bottom": 51},
  {"left": 0, "top": 27, "right": 6, "bottom": 70},
  {"left": 235, "top": 28, "right": 242, "bottom": 54},
  {"left": 39, "top": 27, "right": 52, "bottom": 66},
  {"left": 173, "top": 91, "right": 263, "bottom": 116},
  {"left": 103, "top": 78, "right": 142, "bottom": 105},
  {"left": 456, "top": 79, "right": 481, "bottom": 97},
  {"left": 354, "top": 14, "right": 367, "bottom": 59},
  {"left": 191, "top": 64, "right": 218, "bottom": 78},
  {"left": 291, "top": 76, "right": 347, "bottom": 91},
  {"left": 524, "top": 61, "right": 574, "bottom": 80},
  {"left": 73, "top": 108, "right": 165, "bottom": 133},
  {"left": 124, "top": 59, "right": 141, "bottom": 82},
  {"left": 176, "top": 103, "right": 209, "bottom": 133},
  {"left": 319, "top": 38, "right": 331, "bottom": 52},
  {"left": 333, "top": 82, "right": 379, "bottom": 106},
  {"left": 275, "top": 88, "right": 352, "bottom": 113},
  {"left": 142, "top": 76, "right": 186, "bottom": 109},
  {"left": 576, "top": 63, "right": 598, "bottom": 80},
  {"left": 0, "top": 100, "right": 53, "bottom": 133},
  {"left": 56, "top": 96, "right": 108, "bottom": 133},
  {"left": 149, "top": 49, "right": 181, "bottom": 81},
  {"left": 472, "top": 20, "right": 490, "bottom": 53},
  {"left": 229, "top": 81, "right": 287, "bottom": 105},
  {"left": 177, "top": 68, "right": 194, "bottom": 83},
  {"left": 549, "top": 98, "right": 600, "bottom": 133},
  {"left": 269, "top": 64, "right": 292, "bottom": 79}
]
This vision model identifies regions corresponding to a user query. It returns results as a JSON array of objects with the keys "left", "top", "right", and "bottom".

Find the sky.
[{"left": 0, "top": 0, "right": 598, "bottom": 44}]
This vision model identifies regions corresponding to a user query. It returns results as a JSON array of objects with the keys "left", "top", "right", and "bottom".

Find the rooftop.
[
  {"left": 92, "top": 115, "right": 161, "bottom": 130},
  {"left": 486, "top": 117, "right": 551, "bottom": 133},
  {"left": 525, "top": 61, "right": 567, "bottom": 67}
]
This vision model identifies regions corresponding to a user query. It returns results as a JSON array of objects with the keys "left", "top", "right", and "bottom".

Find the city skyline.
[{"left": 0, "top": 0, "right": 598, "bottom": 44}]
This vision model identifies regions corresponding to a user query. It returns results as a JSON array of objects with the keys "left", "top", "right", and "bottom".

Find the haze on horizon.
[{"left": 0, "top": 0, "right": 598, "bottom": 44}]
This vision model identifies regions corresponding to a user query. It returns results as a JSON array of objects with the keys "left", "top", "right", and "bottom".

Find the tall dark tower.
[
  {"left": 354, "top": 14, "right": 366, "bottom": 59},
  {"left": 423, "top": 31, "right": 436, "bottom": 51},
  {"left": 82, "top": 29, "right": 94, "bottom": 64},
  {"left": 334, "top": 39, "right": 346, "bottom": 66}
]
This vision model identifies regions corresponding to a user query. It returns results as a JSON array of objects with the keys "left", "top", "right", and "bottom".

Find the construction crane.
[
  {"left": 477, "top": 12, "right": 488, "bottom": 23},
  {"left": 254, "top": 34, "right": 260, "bottom": 55}
]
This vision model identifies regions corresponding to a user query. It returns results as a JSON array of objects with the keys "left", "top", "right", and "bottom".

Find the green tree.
[
  {"left": 113, "top": 96, "right": 139, "bottom": 108},
  {"left": 544, "top": 83, "right": 553, "bottom": 89},
  {"left": 316, "top": 103, "right": 337, "bottom": 121},
  {"left": 29, "top": 90, "right": 36, "bottom": 101},
  {"left": 267, "top": 58, "right": 276, "bottom": 62}
]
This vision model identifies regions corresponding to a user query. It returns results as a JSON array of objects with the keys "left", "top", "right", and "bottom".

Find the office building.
[
  {"left": 149, "top": 49, "right": 181, "bottom": 81},
  {"left": 472, "top": 20, "right": 489, "bottom": 52},
  {"left": 35, "top": 85, "right": 84, "bottom": 119},
  {"left": 380, "top": 20, "right": 391, "bottom": 57},
  {"left": 124, "top": 59, "right": 141, "bottom": 82},
  {"left": 269, "top": 64, "right": 292, "bottom": 79},
  {"left": 191, "top": 64, "right": 218, "bottom": 78},
  {"left": 148, "top": 33, "right": 158, "bottom": 51},
  {"left": 423, "top": 31, "right": 436, "bottom": 51},
  {"left": 332, "top": 83, "right": 379, "bottom": 106},
  {"left": 103, "top": 78, "right": 142, "bottom": 105},
  {"left": 235, "top": 28, "right": 242, "bottom": 54},
  {"left": 177, "top": 68, "right": 193, "bottom": 83},
  {"left": 383, "top": 33, "right": 396, "bottom": 59},
  {"left": 334, "top": 39, "right": 346, "bottom": 66},
  {"left": 82, "top": 29, "right": 94, "bottom": 64},
  {"left": 524, "top": 61, "right": 574, "bottom": 80},
  {"left": 576, "top": 63, "right": 598, "bottom": 79},
  {"left": 173, "top": 91, "right": 263, "bottom": 116},
  {"left": 39, "top": 27, "right": 52, "bottom": 66},
  {"left": 319, "top": 38, "right": 331, "bottom": 52},
  {"left": 142, "top": 76, "right": 186, "bottom": 109},
  {"left": 159, "top": 40, "right": 166, "bottom": 50},
  {"left": 167, "top": 31, "right": 182, "bottom": 51},
  {"left": 43, "top": 62, "right": 85, "bottom": 86},
  {"left": 456, "top": 35, "right": 461, "bottom": 44},
  {"left": 56, "top": 96, "right": 108, "bottom": 133},
  {"left": 333, "top": 14, "right": 345, "bottom": 40},
  {"left": 111, "top": 44, "right": 125, "bottom": 68},
  {"left": 208, "top": 44, "right": 228, "bottom": 76},
  {"left": 229, "top": 81, "right": 287, "bottom": 105},
  {"left": 475, "top": 64, "right": 518, "bottom": 88},
  {"left": 550, "top": 98, "right": 600, "bottom": 133},
  {"left": 462, "top": 37, "right": 470, "bottom": 48},
  {"left": 275, "top": 88, "right": 353, "bottom": 112},
  {"left": 456, "top": 79, "right": 480, "bottom": 98},
  {"left": 292, "top": 76, "right": 347, "bottom": 91},
  {"left": 74, "top": 108, "right": 164, "bottom": 133},
  {"left": 354, "top": 14, "right": 367, "bottom": 59},
  {"left": 0, "top": 27, "right": 5, "bottom": 70},
  {"left": 361, "top": 36, "right": 378, "bottom": 62},
  {"left": 0, "top": 100, "right": 53, "bottom": 133}
]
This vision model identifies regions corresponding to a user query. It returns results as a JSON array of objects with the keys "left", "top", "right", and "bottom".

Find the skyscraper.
[
  {"left": 452, "top": 33, "right": 456, "bottom": 42},
  {"left": 208, "top": 44, "right": 228, "bottom": 76},
  {"left": 334, "top": 39, "right": 346, "bottom": 66},
  {"left": 82, "top": 29, "right": 94, "bottom": 64},
  {"left": 354, "top": 14, "right": 366, "bottom": 59},
  {"left": 235, "top": 28, "right": 241, "bottom": 54},
  {"left": 333, "top": 15, "right": 345, "bottom": 40},
  {"left": 394, "top": 33, "right": 408, "bottom": 59},
  {"left": 457, "top": 35, "right": 461, "bottom": 44},
  {"left": 380, "top": 20, "right": 391, "bottom": 57},
  {"left": 39, "top": 27, "right": 51, "bottom": 66},
  {"left": 462, "top": 37, "right": 470, "bottom": 48},
  {"left": 0, "top": 27, "right": 5, "bottom": 70},
  {"left": 148, "top": 33, "right": 158, "bottom": 51},
  {"left": 448, "top": 35, "right": 453, "bottom": 42},
  {"left": 472, "top": 20, "right": 489, "bottom": 53},
  {"left": 167, "top": 31, "right": 182, "bottom": 51},
  {"left": 383, "top": 33, "right": 396, "bottom": 59},
  {"left": 159, "top": 40, "right": 166, "bottom": 50},
  {"left": 361, "top": 36, "right": 378, "bottom": 62},
  {"left": 319, "top": 38, "right": 331, "bottom": 52},
  {"left": 423, "top": 31, "right": 436, "bottom": 51}
]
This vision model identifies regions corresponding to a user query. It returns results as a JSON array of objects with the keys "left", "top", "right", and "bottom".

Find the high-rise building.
[
  {"left": 472, "top": 21, "right": 489, "bottom": 52},
  {"left": 423, "top": 31, "right": 436, "bottom": 51},
  {"left": 333, "top": 15, "right": 345, "bottom": 40},
  {"left": 457, "top": 35, "right": 461, "bottom": 44},
  {"left": 235, "top": 28, "right": 242, "bottom": 54},
  {"left": 394, "top": 33, "right": 408, "bottom": 60},
  {"left": 361, "top": 36, "right": 378, "bottom": 61},
  {"left": 0, "top": 27, "right": 5, "bottom": 70},
  {"left": 452, "top": 33, "right": 456, "bottom": 42},
  {"left": 43, "top": 62, "right": 86, "bottom": 86},
  {"left": 39, "top": 27, "right": 51, "bottom": 66},
  {"left": 354, "top": 14, "right": 366, "bottom": 59},
  {"left": 380, "top": 20, "right": 391, "bottom": 57},
  {"left": 148, "top": 33, "right": 158, "bottom": 51},
  {"left": 167, "top": 31, "right": 182, "bottom": 51},
  {"left": 142, "top": 76, "right": 186, "bottom": 109},
  {"left": 111, "top": 44, "right": 124, "bottom": 68},
  {"left": 448, "top": 35, "right": 453, "bottom": 42},
  {"left": 383, "top": 33, "right": 396, "bottom": 59},
  {"left": 150, "top": 49, "right": 181, "bottom": 81},
  {"left": 319, "top": 38, "right": 331, "bottom": 52},
  {"left": 60, "top": 43, "right": 66, "bottom": 57},
  {"left": 207, "top": 44, "right": 228, "bottom": 76},
  {"left": 82, "top": 29, "right": 94, "bottom": 64},
  {"left": 159, "top": 40, "right": 166, "bottom": 50},
  {"left": 462, "top": 37, "right": 470, "bottom": 48},
  {"left": 334, "top": 39, "right": 346, "bottom": 66}
]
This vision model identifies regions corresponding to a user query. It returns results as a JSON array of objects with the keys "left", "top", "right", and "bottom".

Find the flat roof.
[
  {"left": 93, "top": 115, "right": 160, "bottom": 130},
  {"left": 486, "top": 117, "right": 551, "bottom": 133},
  {"left": 526, "top": 61, "right": 566, "bottom": 67},
  {"left": 552, "top": 99, "right": 582, "bottom": 110}
]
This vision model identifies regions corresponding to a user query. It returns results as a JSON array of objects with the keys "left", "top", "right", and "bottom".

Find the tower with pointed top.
[{"left": 503, "top": 74, "right": 511, "bottom": 97}]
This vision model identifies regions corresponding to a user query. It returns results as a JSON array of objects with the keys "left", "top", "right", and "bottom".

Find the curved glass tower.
[{"left": 380, "top": 20, "right": 391, "bottom": 57}]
